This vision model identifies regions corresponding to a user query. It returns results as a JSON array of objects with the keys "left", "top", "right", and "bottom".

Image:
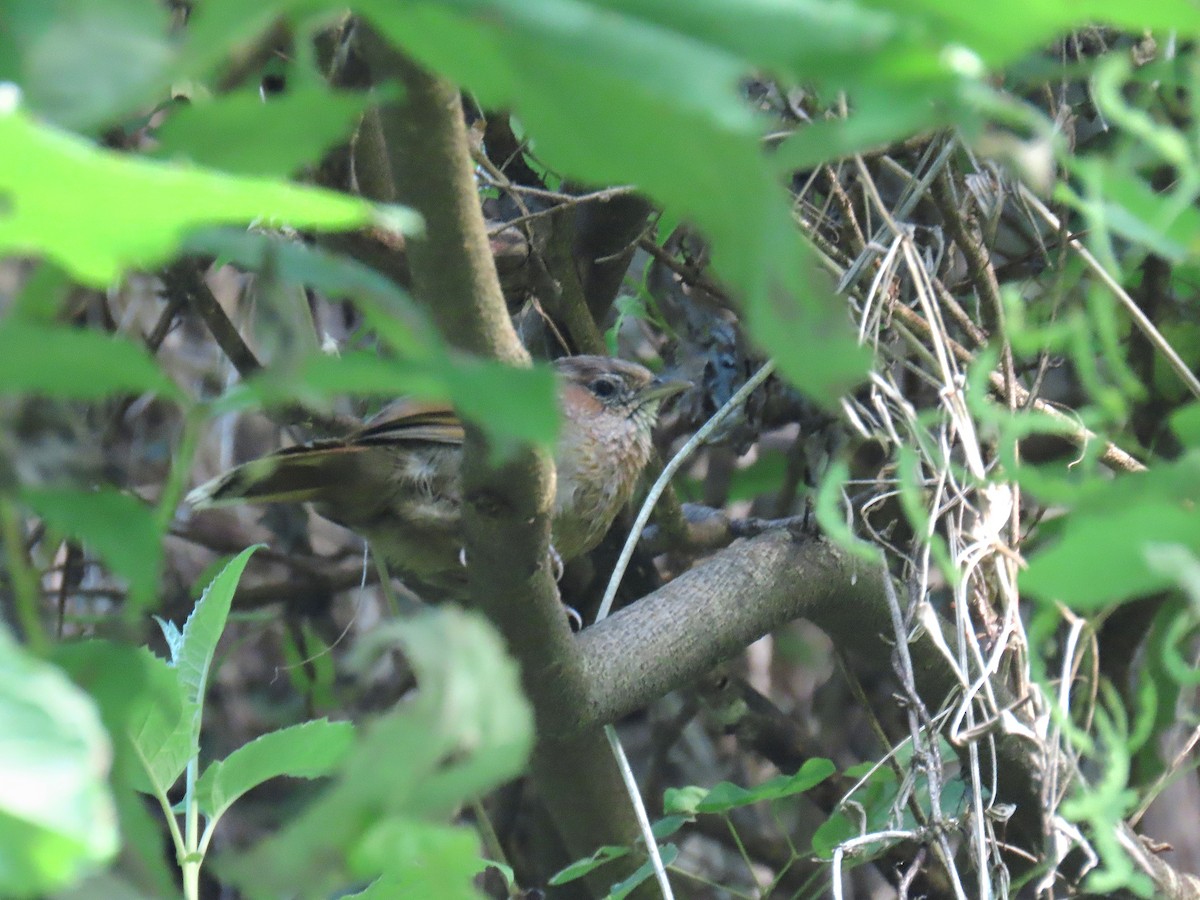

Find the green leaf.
[
  {"left": 346, "top": 820, "right": 484, "bottom": 900},
  {"left": 118, "top": 653, "right": 193, "bottom": 797},
  {"left": 52, "top": 640, "right": 189, "bottom": 889},
  {"left": 0, "top": 0, "right": 172, "bottom": 130},
  {"left": 0, "top": 323, "right": 181, "bottom": 401},
  {"left": 153, "top": 85, "right": 373, "bottom": 179},
  {"left": 363, "top": 0, "right": 869, "bottom": 401},
  {"left": 0, "top": 101, "right": 385, "bottom": 285},
  {"left": 222, "top": 607, "right": 533, "bottom": 898},
  {"left": 174, "top": 546, "right": 260, "bottom": 718},
  {"left": 445, "top": 358, "right": 559, "bottom": 450},
  {"left": 548, "top": 845, "right": 629, "bottom": 885},
  {"left": 183, "top": 229, "right": 431, "bottom": 359},
  {"left": 1173, "top": 403, "right": 1200, "bottom": 448},
  {"left": 21, "top": 487, "right": 163, "bottom": 610},
  {"left": 661, "top": 784, "right": 708, "bottom": 817},
  {"left": 1022, "top": 454, "right": 1200, "bottom": 608},
  {"left": 608, "top": 844, "right": 678, "bottom": 900},
  {"left": 0, "top": 626, "right": 118, "bottom": 897},
  {"left": 812, "top": 766, "right": 899, "bottom": 860},
  {"left": 671, "top": 757, "right": 836, "bottom": 815},
  {"left": 196, "top": 719, "right": 355, "bottom": 821}
]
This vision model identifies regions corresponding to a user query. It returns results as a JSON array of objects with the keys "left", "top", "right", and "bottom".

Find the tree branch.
[{"left": 356, "top": 30, "right": 649, "bottom": 887}]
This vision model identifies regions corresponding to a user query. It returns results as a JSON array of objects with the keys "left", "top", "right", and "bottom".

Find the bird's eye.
[{"left": 590, "top": 377, "right": 619, "bottom": 399}]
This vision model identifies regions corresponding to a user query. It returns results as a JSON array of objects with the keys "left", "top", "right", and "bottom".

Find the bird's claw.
[
  {"left": 563, "top": 604, "right": 583, "bottom": 632},
  {"left": 458, "top": 546, "right": 468, "bottom": 568},
  {"left": 548, "top": 544, "right": 564, "bottom": 582}
]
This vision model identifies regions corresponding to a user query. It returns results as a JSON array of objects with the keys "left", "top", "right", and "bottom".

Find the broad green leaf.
[
  {"left": 346, "top": 820, "right": 483, "bottom": 900},
  {"left": 21, "top": 487, "right": 163, "bottom": 610},
  {"left": 1172, "top": 403, "right": 1200, "bottom": 447},
  {"left": 0, "top": 100, "right": 382, "bottom": 285},
  {"left": 1064, "top": 157, "right": 1200, "bottom": 264},
  {"left": 444, "top": 358, "right": 559, "bottom": 450},
  {"left": 862, "top": 0, "right": 1200, "bottom": 70},
  {"left": 548, "top": 845, "right": 630, "bottom": 885},
  {"left": 222, "top": 608, "right": 533, "bottom": 899},
  {"left": 772, "top": 87, "right": 955, "bottom": 173},
  {"left": 579, "top": 0, "right": 903, "bottom": 84},
  {"left": 0, "top": 0, "right": 172, "bottom": 130},
  {"left": 57, "top": 642, "right": 191, "bottom": 797},
  {"left": 52, "top": 640, "right": 189, "bottom": 891},
  {"left": 174, "top": 546, "right": 260, "bottom": 722},
  {"left": 184, "top": 229, "right": 430, "bottom": 359},
  {"left": 0, "top": 627, "right": 117, "bottom": 897},
  {"left": 51, "top": 870, "right": 156, "bottom": 900},
  {"left": 1023, "top": 504, "right": 1200, "bottom": 608},
  {"left": 196, "top": 719, "right": 355, "bottom": 821},
  {"left": 812, "top": 766, "right": 899, "bottom": 860},
  {"left": 154, "top": 85, "right": 372, "bottom": 178},
  {"left": 186, "top": 229, "right": 559, "bottom": 450},
  {"left": 1023, "top": 453, "right": 1200, "bottom": 607},
  {"left": 0, "top": 323, "right": 181, "bottom": 401},
  {"left": 363, "top": 0, "right": 869, "bottom": 401}
]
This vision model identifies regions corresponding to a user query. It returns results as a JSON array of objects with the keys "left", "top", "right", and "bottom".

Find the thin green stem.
[
  {"left": 0, "top": 498, "right": 48, "bottom": 655},
  {"left": 182, "top": 753, "right": 201, "bottom": 900}
]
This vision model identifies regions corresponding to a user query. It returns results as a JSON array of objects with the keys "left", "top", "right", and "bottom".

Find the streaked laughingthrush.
[{"left": 186, "top": 356, "right": 687, "bottom": 596}]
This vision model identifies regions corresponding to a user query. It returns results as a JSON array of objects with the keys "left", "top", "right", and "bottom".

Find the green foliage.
[
  {"left": 222, "top": 608, "right": 533, "bottom": 898},
  {"left": 0, "top": 322, "right": 181, "bottom": 401},
  {"left": 0, "top": 102, "right": 399, "bottom": 286},
  {"left": 20, "top": 488, "right": 163, "bottom": 612},
  {"left": 6, "top": 0, "right": 1200, "bottom": 894},
  {"left": 361, "top": 0, "right": 871, "bottom": 401},
  {"left": 0, "top": 625, "right": 118, "bottom": 898},
  {"left": 153, "top": 85, "right": 373, "bottom": 178},
  {"left": 195, "top": 719, "right": 355, "bottom": 822},
  {"left": 663, "top": 757, "right": 835, "bottom": 815},
  {"left": 1022, "top": 453, "right": 1200, "bottom": 607},
  {"left": 0, "top": 0, "right": 172, "bottom": 130}
]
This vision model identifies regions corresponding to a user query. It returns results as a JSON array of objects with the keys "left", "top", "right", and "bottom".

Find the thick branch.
[
  {"left": 357, "top": 32, "right": 647, "bottom": 885},
  {"left": 571, "top": 531, "right": 1045, "bottom": 868}
]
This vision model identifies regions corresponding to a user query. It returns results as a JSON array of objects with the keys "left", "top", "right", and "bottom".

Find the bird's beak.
[{"left": 637, "top": 375, "right": 691, "bottom": 405}]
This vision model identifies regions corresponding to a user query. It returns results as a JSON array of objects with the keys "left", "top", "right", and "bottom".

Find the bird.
[{"left": 186, "top": 355, "right": 688, "bottom": 597}]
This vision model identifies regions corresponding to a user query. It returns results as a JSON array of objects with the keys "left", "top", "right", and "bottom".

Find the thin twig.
[{"left": 595, "top": 360, "right": 776, "bottom": 623}]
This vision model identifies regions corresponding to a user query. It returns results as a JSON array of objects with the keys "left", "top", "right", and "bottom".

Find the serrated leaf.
[
  {"left": 0, "top": 102, "right": 383, "bottom": 285},
  {"left": 174, "top": 546, "right": 260, "bottom": 714},
  {"left": 0, "top": 323, "right": 181, "bottom": 401},
  {"left": 21, "top": 487, "right": 164, "bottom": 610},
  {"left": 0, "top": 626, "right": 117, "bottom": 897},
  {"left": 196, "top": 719, "right": 355, "bottom": 820},
  {"left": 152, "top": 616, "right": 184, "bottom": 663}
]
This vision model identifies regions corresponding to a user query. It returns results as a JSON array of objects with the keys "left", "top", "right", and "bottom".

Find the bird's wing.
[
  {"left": 353, "top": 398, "right": 465, "bottom": 446},
  {"left": 187, "top": 399, "right": 464, "bottom": 510}
]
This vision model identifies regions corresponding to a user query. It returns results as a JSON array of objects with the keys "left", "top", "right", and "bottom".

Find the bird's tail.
[{"left": 185, "top": 443, "right": 370, "bottom": 510}]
